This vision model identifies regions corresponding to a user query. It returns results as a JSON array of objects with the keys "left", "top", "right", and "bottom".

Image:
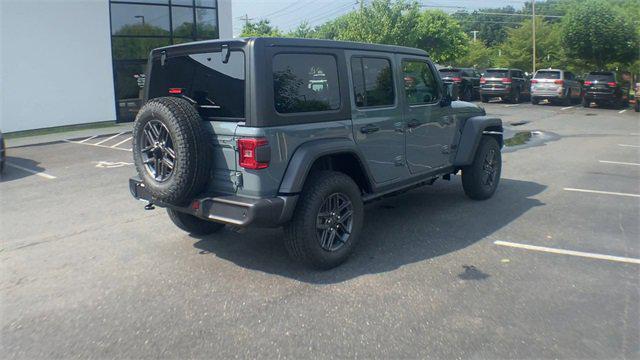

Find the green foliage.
[
  {"left": 453, "top": 6, "right": 521, "bottom": 47},
  {"left": 456, "top": 41, "right": 496, "bottom": 69},
  {"left": 288, "top": 21, "right": 315, "bottom": 38},
  {"left": 415, "top": 10, "right": 469, "bottom": 64},
  {"left": 240, "top": 19, "right": 282, "bottom": 37},
  {"left": 561, "top": 0, "right": 639, "bottom": 68}
]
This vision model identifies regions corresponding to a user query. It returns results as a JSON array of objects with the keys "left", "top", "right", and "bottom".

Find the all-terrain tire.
[
  {"left": 132, "top": 97, "right": 212, "bottom": 206},
  {"left": 284, "top": 171, "right": 364, "bottom": 270},
  {"left": 167, "top": 209, "right": 224, "bottom": 235},
  {"left": 462, "top": 136, "right": 502, "bottom": 200}
]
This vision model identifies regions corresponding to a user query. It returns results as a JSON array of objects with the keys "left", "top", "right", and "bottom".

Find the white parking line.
[
  {"left": 111, "top": 136, "right": 133, "bottom": 148},
  {"left": 563, "top": 187, "right": 640, "bottom": 198},
  {"left": 618, "top": 109, "right": 627, "bottom": 114},
  {"left": 94, "top": 132, "right": 125, "bottom": 146},
  {"left": 5, "top": 162, "right": 56, "bottom": 179},
  {"left": 504, "top": 104, "right": 519, "bottom": 107},
  {"left": 618, "top": 144, "right": 640, "bottom": 148},
  {"left": 63, "top": 139, "right": 132, "bottom": 152},
  {"left": 561, "top": 106, "right": 575, "bottom": 110},
  {"left": 78, "top": 135, "right": 98, "bottom": 143},
  {"left": 598, "top": 160, "right": 640, "bottom": 166},
  {"left": 494, "top": 240, "right": 640, "bottom": 265}
]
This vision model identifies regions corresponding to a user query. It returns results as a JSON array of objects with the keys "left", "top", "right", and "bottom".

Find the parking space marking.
[
  {"left": 618, "top": 144, "right": 640, "bottom": 148},
  {"left": 63, "top": 139, "right": 132, "bottom": 152},
  {"left": 563, "top": 188, "right": 640, "bottom": 198},
  {"left": 5, "top": 162, "right": 56, "bottom": 179},
  {"left": 78, "top": 135, "right": 98, "bottom": 143},
  {"left": 504, "top": 104, "right": 519, "bottom": 107},
  {"left": 561, "top": 106, "right": 575, "bottom": 110},
  {"left": 494, "top": 241, "right": 640, "bottom": 265},
  {"left": 599, "top": 160, "right": 640, "bottom": 166},
  {"left": 111, "top": 136, "right": 133, "bottom": 148},
  {"left": 94, "top": 132, "right": 126, "bottom": 145},
  {"left": 618, "top": 109, "right": 627, "bottom": 114}
]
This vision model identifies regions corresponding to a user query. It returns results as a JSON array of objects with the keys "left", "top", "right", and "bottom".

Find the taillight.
[
  {"left": 531, "top": 79, "right": 538, "bottom": 84},
  {"left": 237, "top": 138, "right": 269, "bottom": 169},
  {"left": 501, "top": 78, "right": 512, "bottom": 84},
  {"left": 607, "top": 81, "right": 617, "bottom": 87},
  {"left": 554, "top": 79, "right": 564, "bottom": 85},
  {"left": 451, "top": 77, "right": 462, "bottom": 83},
  {"left": 168, "top": 88, "right": 183, "bottom": 94},
  {"left": 584, "top": 81, "right": 593, "bottom": 86},
  {"left": 480, "top": 78, "right": 487, "bottom": 84}
]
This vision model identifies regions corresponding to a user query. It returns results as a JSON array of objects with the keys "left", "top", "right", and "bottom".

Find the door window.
[
  {"left": 402, "top": 60, "right": 440, "bottom": 105},
  {"left": 351, "top": 57, "right": 395, "bottom": 107},
  {"left": 273, "top": 53, "right": 340, "bottom": 114}
]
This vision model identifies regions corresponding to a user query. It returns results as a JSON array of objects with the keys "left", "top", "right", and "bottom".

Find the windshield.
[
  {"left": 586, "top": 72, "right": 615, "bottom": 82},
  {"left": 485, "top": 70, "right": 509, "bottom": 78},
  {"left": 148, "top": 50, "right": 245, "bottom": 120},
  {"left": 535, "top": 71, "right": 561, "bottom": 79}
]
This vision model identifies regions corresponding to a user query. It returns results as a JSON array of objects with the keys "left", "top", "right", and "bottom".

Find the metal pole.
[
  {"left": 471, "top": 30, "right": 479, "bottom": 43},
  {"left": 532, "top": 0, "right": 536, "bottom": 73}
]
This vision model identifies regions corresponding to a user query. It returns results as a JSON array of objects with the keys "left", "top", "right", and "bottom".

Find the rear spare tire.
[{"left": 132, "top": 97, "right": 212, "bottom": 206}]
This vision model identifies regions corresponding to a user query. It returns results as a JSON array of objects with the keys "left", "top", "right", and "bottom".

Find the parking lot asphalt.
[{"left": 1, "top": 101, "right": 639, "bottom": 359}]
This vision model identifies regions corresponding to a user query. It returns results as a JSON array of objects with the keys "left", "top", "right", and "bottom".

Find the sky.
[{"left": 231, "top": 0, "right": 533, "bottom": 36}]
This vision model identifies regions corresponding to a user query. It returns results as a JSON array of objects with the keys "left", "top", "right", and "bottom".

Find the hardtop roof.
[{"left": 154, "top": 37, "right": 429, "bottom": 57}]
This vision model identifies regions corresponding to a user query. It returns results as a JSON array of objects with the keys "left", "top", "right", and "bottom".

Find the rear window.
[
  {"left": 273, "top": 53, "right": 340, "bottom": 114},
  {"left": 534, "top": 71, "right": 561, "bottom": 79},
  {"left": 485, "top": 70, "right": 509, "bottom": 78},
  {"left": 148, "top": 50, "right": 245, "bottom": 119},
  {"left": 586, "top": 72, "right": 615, "bottom": 82},
  {"left": 439, "top": 69, "right": 461, "bottom": 78}
]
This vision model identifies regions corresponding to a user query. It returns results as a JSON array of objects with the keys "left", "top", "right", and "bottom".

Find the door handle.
[
  {"left": 360, "top": 124, "right": 380, "bottom": 134},
  {"left": 407, "top": 119, "right": 421, "bottom": 129}
]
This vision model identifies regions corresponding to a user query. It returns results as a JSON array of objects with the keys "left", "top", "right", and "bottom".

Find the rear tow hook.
[{"left": 144, "top": 202, "right": 156, "bottom": 210}]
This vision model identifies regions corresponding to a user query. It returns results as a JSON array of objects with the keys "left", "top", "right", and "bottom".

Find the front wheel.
[
  {"left": 167, "top": 209, "right": 225, "bottom": 236},
  {"left": 582, "top": 98, "right": 590, "bottom": 108},
  {"left": 462, "top": 136, "right": 502, "bottom": 200},
  {"left": 284, "top": 171, "right": 364, "bottom": 270}
]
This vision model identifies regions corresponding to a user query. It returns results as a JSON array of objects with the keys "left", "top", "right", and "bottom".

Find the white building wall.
[
  {"left": 217, "top": 0, "right": 233, "bottom": 39},
  {"left": 1, "top": 0, "right": 117, "bottom": 133}
]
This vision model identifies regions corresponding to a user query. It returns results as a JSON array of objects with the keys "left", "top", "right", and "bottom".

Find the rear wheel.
[
  {"left": 481, "top": 95, "right": 489, "bottom": 103},
  {"left": 167, "top": 209, "right": 224, "bottom": 236},
  {"left": 284, "top": 171, "right": 364, "bottom": 270},
  {"left": 531, "top": 97, "right": 539, "bottom": 105},
  {"left": 462, "top": 136, "right": 502, "bottom": 200},
  {"left": 582, "top": 98, "right": 590, "bottom": 108}
]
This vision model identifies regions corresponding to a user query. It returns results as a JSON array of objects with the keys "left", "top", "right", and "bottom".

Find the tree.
[
  {"left": 239, "top": 19, "right": 282, "bottom": 37},
  {"left": 561, "top": 0, "right": 638, "bottom": 69},
  {"left": 415, "top": 10, "right": 469, "bottom": 64},
  {"left": 453, "top": 6, "right": 521, "bottom": 47},
  {"left": 288, "top": 21, "right": 315, "bottom": 38},
  {"left": 456, "top": 41, "right": 495, "bottom": 69}
]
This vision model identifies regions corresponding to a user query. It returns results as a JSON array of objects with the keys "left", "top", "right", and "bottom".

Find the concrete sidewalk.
[{"left": 6, "top": 123, "right": 133, "bottom": 148}]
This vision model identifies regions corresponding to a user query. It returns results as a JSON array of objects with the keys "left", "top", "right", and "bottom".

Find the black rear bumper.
[{"left": 129, "top": 178, "right": 297, "bottom": 227}]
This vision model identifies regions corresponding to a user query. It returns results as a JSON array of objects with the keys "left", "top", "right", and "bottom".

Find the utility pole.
[
  {"left": 239, "top": 14, "right": 253, "bottom": 27},
  {"left": 532, "top": 0, "right": 536, "bottom": 73},
  {"left": 359, "top": 0, "right": 365, "bottom": 12},
  {"left": 471, "top": 30, "right": 479, "bottom": 43}
]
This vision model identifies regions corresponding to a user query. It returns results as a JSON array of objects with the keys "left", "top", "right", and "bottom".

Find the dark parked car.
[
  {"left": 530, "top": 69, "right": 582, "bottom": 106},
  {"left": 129, "top": 37, "right": 503, "bottom": 269},
  {"left": 480, "top": 68, "right": 530, "bottom": 103},
  {"left": 438, "top": 67, "right": 481, "bottom": 101},
  {"left": 582, "top": 71, "right": 630, "bottom": 108}
]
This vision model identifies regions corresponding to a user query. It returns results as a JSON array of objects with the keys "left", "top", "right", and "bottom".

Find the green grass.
[
  {"left": 505, "top": 131, "right": 532, "bottom": 147},
  {"left": 5, "top": 121, "right": 119, "bottom": 139}
]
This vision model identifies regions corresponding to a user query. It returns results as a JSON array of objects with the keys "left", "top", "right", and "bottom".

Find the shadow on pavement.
[
  {"left": 0, "top": 156, "right": 49, "bottom": 182},
  {"left": 192, "top": 177, "right": 546, "bottom": 284}
]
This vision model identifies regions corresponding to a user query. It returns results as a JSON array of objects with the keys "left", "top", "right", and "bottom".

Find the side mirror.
[{"left": 440, "top": 83, "right": 454, "bottom": 107}]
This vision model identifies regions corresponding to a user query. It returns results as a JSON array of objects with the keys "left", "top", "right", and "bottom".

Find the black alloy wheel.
[
  {"left": 140, "top": 120, "right": 176, "bottom": 182},
  {"left": 316, "top": 193, "right": 354, "bottom": 252}
]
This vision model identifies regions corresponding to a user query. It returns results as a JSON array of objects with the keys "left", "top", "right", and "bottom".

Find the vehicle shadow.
[
  {"left": 192, "top": 177, "right": 546, "bottom": 284},
  {"left": 0, "top": 156, "right": 49, "bottom": 182}
]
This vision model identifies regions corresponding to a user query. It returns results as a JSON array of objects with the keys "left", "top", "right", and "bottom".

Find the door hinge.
[{"left": 231, "top": 171, "right": 243, "bottom": 189}]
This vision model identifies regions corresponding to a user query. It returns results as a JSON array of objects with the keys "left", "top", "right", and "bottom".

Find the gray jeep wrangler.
[{"left": 129, "top": 38, "right": 503, "bottom": 269}]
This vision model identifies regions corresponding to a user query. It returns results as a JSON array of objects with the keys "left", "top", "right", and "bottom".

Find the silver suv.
[
  {"left": 129, "top": 38, "right": 503, "bottom": 269},
  {"left": 531, "top": 69, "right": 582, "bottom": 106}
]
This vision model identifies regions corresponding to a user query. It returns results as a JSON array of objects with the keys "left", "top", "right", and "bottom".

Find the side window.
[
  {"left": 351, "top": 57, "right": 395, "bottom": 108},
  {"left": 273, "top": 53, "right": 340, "bottom": 114},
  {"left": 402, "top": 60, "right": 440, "bottom": 105}
]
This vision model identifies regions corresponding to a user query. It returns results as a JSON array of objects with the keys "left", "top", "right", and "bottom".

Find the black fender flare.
[
  {"left": 453, "top": 116, "right": 503, "bottom": 166},
  {"left": 278, "top": 138, "right": 373, "bottom": 194}
]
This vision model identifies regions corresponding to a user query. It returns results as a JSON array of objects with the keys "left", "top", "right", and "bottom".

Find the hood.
[{"left": 451, "top": 100, "right": 486, "bottom": 116}]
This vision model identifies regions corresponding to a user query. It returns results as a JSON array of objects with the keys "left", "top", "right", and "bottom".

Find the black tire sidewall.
[
  {"left": 285, "top": 171, "right": 364, "bottom": 269},
  {"left": 462, "top": 136, "right": 502, "bottom": 200}
]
